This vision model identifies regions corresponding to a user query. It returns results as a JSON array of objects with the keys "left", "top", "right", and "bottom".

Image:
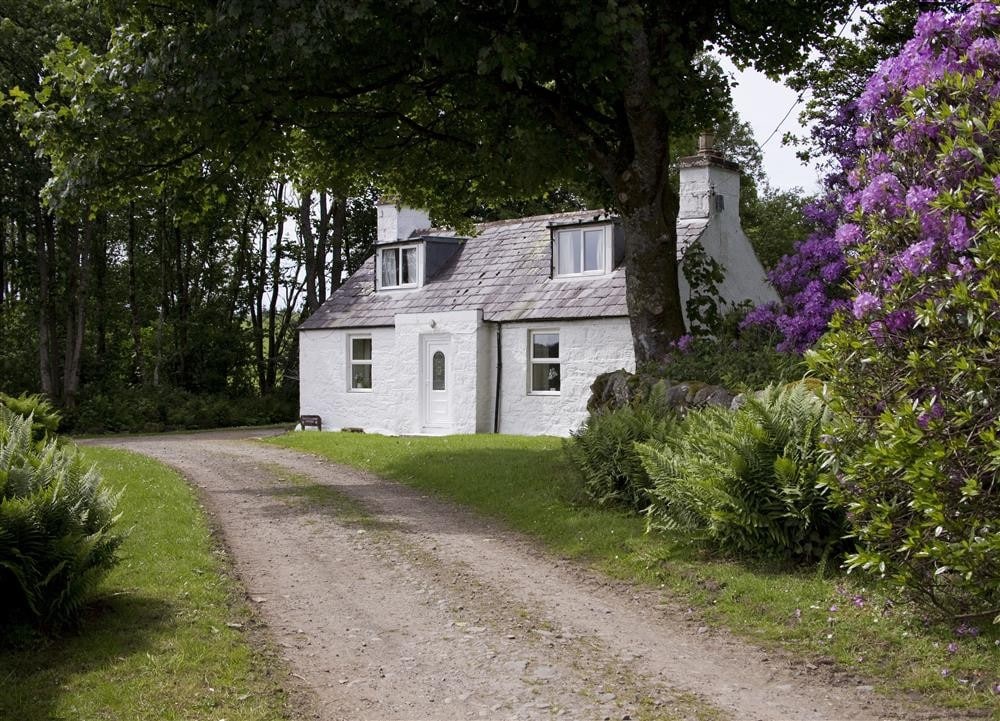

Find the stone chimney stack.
[
  {"left": 375, "top": 197, "right": 432, "bottom": 245},
  {"left": 677, "top": 131, "right": 741, "bottom": 221}
]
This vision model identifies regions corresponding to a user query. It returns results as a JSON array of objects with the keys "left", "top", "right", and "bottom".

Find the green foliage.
[
  {"left": 810, "top": 228, "right": 1000, "bottom": 620},
  {"left": 655, "top": 310, "right": 805, "bottom": 392},
  {"left": 680, "top": 241, "right": 726, "bottom": 336},
  {"left": 63, "top": 387, "right": 296, "bottom": 435},
  {"left": 741, "top": 184, "right": 814, "bottom": 270},
  {"left": 0, "top": 408, "right": 123, "bottom": 629},
  {"left": 0, "top": 393, "right": 60, "bottom": 442},
  {"left": 565, "top": 383, "right": 677, "bottom": 512},
  {"left": 639, "top": 383, "right": 847, "bottom": 562}
]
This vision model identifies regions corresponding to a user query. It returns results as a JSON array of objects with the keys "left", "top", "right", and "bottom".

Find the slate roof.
[{"left": 300, "top": 209, "right": 708, "bottom": 330}]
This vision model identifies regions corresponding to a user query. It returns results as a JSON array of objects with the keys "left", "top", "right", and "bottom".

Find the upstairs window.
[
  {"left": 529, "top": 330, "right": 560, "bottom": 394},
  {"left": 380, "top": 246, "right": 418, "bottom": 288},
  {"left": 554, "top": 226, "right": 608, "bottom": 277},
  {"left": 349, "top": 335, "right": 372, "bottom": 390}
]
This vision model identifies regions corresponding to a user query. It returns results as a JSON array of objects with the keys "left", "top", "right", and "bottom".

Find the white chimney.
[
  {"left": 678, "top": 132, "right": 741, "bottom": 222},
  {"left": 376, "top": 197, "right": 432, "bottom": 244}
]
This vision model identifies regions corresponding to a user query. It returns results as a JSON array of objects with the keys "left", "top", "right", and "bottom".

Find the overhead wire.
[{"left": 756, "top": 1, "right": 863, "bottom": 150}]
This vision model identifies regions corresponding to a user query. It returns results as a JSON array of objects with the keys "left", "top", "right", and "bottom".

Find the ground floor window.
[
  {"left": 529, "top": 330, "right": 560, "bottom": 393},
  {"left": 349, "top": 335, "right": 372, "bottom": 390}
]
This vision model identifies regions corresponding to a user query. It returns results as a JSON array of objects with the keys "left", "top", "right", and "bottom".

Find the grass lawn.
[
  {"left": 0, "top": 446, "right": 291, "bottom": 721},
  {"left": 270, "top": 431, "right": 1000, "bottom": 718}
]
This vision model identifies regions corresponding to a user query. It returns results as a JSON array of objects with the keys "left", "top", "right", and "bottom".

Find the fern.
[
  {"left": 0, "top": 393, "right": 60, "bottom": 443},
  {"left": 0, "top": 407, "right": 124, "bottom": 630},
  {"left": 565, "top": 383, "right": 677, "bottom": 512},
  {"left": 639, "top": 383, "right": 847, "bottom": 562}
]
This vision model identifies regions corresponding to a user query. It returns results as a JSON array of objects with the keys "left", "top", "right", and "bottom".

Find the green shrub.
[
  {"left": 565, "top": 383, "right": 676, "bottom": 512},
  {"left": 651, "top": 312, "right": 805, "bottom": 393},
  {"left": 63, "top": 386, "right": 297, "bottom": 435},
  {"left": 0, "top": 393, "right": 60, "bottom": 442},
  {"left": 0, "top": 407, "right": 124, "bottom": 630},
  {"left": 805, "top": 12, "right": 1000, "bottom": 620},
  {"left": 638, "top": 383, "right": 846, "bottom": 562}
]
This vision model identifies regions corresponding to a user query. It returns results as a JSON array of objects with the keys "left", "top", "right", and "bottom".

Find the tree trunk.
[
  {"left": 0, "top": 219, "right": 6, "bottom": 307},
  {"left": 619, "top": 192, "right": 686, "bottom": 364},
  {"left": 265, "top": 183, "right": 286, "bottom": 393},
  {"left": 35, "top": 202, "right": 57, "bottom": 398},
  {"left": 92, "top": 215, "right": 108, "bottom": 365},
  {"left": 154, "top": 206, "right": 169, "bottom": 387},
  {"left": 317, "top": 191, "right": 329, "bottom": 303},
  {"left": 62, "top": 221, "right": 91, "bottom": 410},
  {"left": 330, "top": 196, "right": 347, "bottom": 293},
  {"left": 299, "top": 191, "right": 317, "bottom": 314},
  {"left": 174, "top": 224, "right": 190, "bottom": 387},
  {"left": 250, "top": 214, "right": 267, "bottom": 393},
  {"left": 609, "top": 23, "right": 686, "bottom": 364},
  {"left": 127, "top": 202, "right": 144, "bottom": 383}
]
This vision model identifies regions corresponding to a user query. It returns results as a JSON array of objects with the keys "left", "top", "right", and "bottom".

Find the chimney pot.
[{"left": 698, "top": 130, "right": 720, "bottom": 157}]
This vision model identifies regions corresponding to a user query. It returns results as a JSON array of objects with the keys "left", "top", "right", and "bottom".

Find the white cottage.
[{"left": 298, "top": 141, "right": 777, "bottom": 436}]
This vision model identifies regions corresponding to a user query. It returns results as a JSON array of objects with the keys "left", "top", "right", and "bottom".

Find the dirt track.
[{"left": 92, "top": 429, "right": 943, "bottom": 721}]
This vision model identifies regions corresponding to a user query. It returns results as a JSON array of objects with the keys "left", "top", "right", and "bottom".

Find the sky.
[{"left": 719, "top": 57, "right": 823, "bottom": 194}]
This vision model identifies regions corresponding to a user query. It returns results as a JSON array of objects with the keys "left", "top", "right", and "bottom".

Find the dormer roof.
[{"left": 300, "top": 209, "right": 709, "bottom": 330}]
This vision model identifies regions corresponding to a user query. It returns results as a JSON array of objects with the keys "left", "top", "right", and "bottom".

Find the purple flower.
[
  {"left": 859, "top": 172, "right": 904, "bottom": 217},
  {"left": 675, "top": 334, "right": 694, "bottom": 353},
  {"left": 955, "top": 623, "right": 980, "bottom": 637},
  {"left": 948, "top": 215, "right": 973, "bottom": 251},
  {"left": 898, "top": 239, "right": 935, "bottom": 275},
  {"left": 852, "top": 292, "right": 881, "bottom": 319},
  {"left": 884, "top": 309, "right": 915, "bottom": 334},
  {"left": 905, "top": 186, "right": 936, "bottom": 211},
  {"left": 835, "top": 223, "right": 863, "bottom": 248},
  {"left": 947, "top": 642, "right": 959, "bottom": 654},
  {"left": 917, "top": 401, "right": 945, "bottom": 429}
]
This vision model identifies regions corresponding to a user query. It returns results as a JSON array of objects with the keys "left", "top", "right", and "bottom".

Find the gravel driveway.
[{"left": 92, "top": 429, "right": 933, "bottom": 721}]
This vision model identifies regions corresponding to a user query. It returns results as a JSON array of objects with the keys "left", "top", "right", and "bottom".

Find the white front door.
[{"left": 421, "top": 335, "right": 451, "bottom": 433}]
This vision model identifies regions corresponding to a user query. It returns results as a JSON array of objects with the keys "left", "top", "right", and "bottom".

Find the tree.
[
  {"left": 741, "top": 185, "right": 814, "bottom": 271},
  {"left": 24, "top": 0, "right": 856, "bottom": 364},
  {"left": 786, "top": 1, "right": 967, "bottom": 167}
]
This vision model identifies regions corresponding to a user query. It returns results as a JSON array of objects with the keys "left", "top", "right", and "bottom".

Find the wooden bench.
[{"left": 299, "top": 414, "right": 322, "bottom": 431}]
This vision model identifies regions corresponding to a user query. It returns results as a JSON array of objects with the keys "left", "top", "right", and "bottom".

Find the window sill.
[
  {"left": 348, "top": 387, "right": 374, "bottom": 393},
  {"left": 528, "top": 390, "right": 561, "bottom": 396},
  {"left": 552, "top": 271, "right": 609, "bottom": 280}
]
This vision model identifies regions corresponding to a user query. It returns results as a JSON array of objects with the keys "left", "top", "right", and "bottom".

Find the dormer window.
[
  {"left": 553, "top": 224, "right": 612, "bottom": 278},
  {"left": 379, "top": 245, "right": 419, "bottom": 289}
]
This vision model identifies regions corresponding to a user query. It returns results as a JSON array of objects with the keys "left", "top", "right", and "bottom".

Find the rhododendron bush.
[{"left": 806, "top": 2, "right": 1000, "bottom": 619}]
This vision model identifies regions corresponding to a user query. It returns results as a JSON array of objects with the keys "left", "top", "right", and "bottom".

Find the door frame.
[{"left": 419, "top": 333, "right": 452, "bottom": 433}]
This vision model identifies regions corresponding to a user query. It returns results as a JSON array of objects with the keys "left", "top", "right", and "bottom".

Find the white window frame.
[
  {"left": 528, "top": 329, "right": 561, "bottom": 395},
  {"left": 378, "top": 244, "right": 420, "bottom": 289},
  {"left": 348, "top": 334, "right": 373, "bottom": 392},
  {"left": 552, "top": 224, "right": 610, "bottom": 278}
]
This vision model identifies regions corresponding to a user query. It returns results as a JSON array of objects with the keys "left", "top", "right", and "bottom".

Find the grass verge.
[
  {"left": 269, "top": 431, "right": 1000, "bottom": 719},
  {"left": 0, "top": 446, "right": 291, "bottom": 721}
]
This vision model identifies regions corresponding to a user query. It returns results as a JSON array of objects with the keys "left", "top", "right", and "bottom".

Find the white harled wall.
[
  {"left": 677, "top": 161, "right": 779, "bottom": 311},
  {"left": 299, "top": 326, "right": 398, "bottom": 435},
  {"left": 299, "top": 310, "right": 485, "bottom": 435},
  {"left": 497, "top": 317, "right": 635, "bottom": 437}
]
